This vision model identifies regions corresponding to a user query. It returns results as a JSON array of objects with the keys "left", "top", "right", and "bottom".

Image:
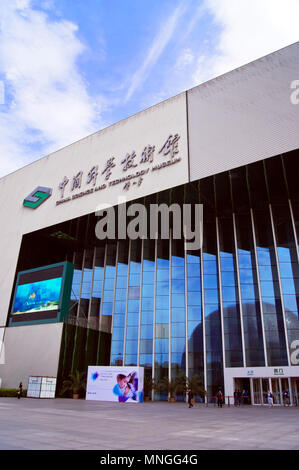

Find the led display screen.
[
  {"left": 9, "top": 262, "right": 73, "bottom": 326},
  {"left": 12, "top": 278, "right": 62, "bottom": 316}
]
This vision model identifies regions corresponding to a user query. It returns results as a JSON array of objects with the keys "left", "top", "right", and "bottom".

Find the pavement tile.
[{"left": 0, "top": 398, "right": 298, "bottom": 450}]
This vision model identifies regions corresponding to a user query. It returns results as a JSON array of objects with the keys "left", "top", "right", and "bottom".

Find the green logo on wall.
[{"left": 23, "top": 187, "right": 52, "bottom": 209}]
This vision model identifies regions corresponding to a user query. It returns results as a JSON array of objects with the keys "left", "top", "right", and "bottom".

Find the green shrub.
[{"left": 0, "top": 389, "right": 27, "bottom": 397}]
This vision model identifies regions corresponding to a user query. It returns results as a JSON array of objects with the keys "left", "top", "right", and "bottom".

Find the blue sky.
[{"left": 0, "top": 0, "right": 298, "bottom": 177}]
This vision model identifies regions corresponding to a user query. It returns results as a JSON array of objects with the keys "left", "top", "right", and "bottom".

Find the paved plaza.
[{"left": 0, "top": 397, "right": 298, "bottom": 451}]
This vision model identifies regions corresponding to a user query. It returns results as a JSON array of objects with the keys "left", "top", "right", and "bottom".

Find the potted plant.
[
  {"left": 158, "top": 376, "right": 186, "bottom": 402},
  {"left": 143, "top": 376, "right": 155, "bottom": 401},
  {"left": 61, "top": 371, "right": 86, "bottom": 399},
  {"left": 187, "top": 374, "right": 206, "bottom": 404}
]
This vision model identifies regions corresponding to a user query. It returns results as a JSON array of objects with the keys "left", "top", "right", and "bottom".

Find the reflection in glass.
[
  {"left": 271, "top": 202, "right": 299, "bottom": 363},
  {"left": 139, "top": 239, "right": 155, "bottom": 378},
  {"left": 110, "top": 242, "right": 126, "bottom": 365},
  {"left": 125, "top": 240, "right": 142, "bottom": 366},
  {"left": 203, "top": 219, "right": 223, "bottom": 398},
  {"left": 155, "top": 239, "right": 169, "bottom": 400},
  {"left": 235, "top": 213, "right": 265, "bottom": 366},
  {"left": 254, "top": 209, "right": 288, "bottom": 365},
  {"left": 79, "top": 249, "right": 93, "bottom": 319},
  {"left": 218, "top": 217, "right": 243, "bottom": 367},
  {"left": 70, "top": 251, "right": 83, "bottom": 317},
  {"left": 171, "top": 240, "right": 186, "bottom": 382},
  {"left": 186, "top": 249, "right": 203, "bottom": 386},
  {"left": 89, "top": 246, "right": 105, "bottom": 329}
]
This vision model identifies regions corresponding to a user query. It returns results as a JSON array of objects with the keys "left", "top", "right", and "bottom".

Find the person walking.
[
  {"left": 216, "top": 389, "right": 223, "bottom": 408},
  {"left": 17, "top": 381, "right": 23, "bottom": 399},
  {"left": 187, "top": 388, "right": 194, "bottom": 408},
  {"left": 237, "top": 390, "right": 241, "bottom": 406},
  {"left": 283, "top": 390, "right": 290, "bottom": 407},
  {"left": 267, "top": 390, "right": 274, "bottom": 408},
  {"left": 242, "top": 389, "right": 249, "bottom": 405}
]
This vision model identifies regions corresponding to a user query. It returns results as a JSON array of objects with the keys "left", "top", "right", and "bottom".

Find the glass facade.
[{"left": 16, "top": 149, "right": 299, "bottom": 399}]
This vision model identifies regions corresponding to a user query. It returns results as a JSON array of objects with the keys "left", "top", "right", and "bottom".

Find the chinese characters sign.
[{"left": 56, "top": 133, "right": 181, "bottom": 205}]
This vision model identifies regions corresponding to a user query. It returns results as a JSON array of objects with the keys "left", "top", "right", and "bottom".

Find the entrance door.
[
  {"left": 281, "top": 378, "right": 290, "bottom": 405},
  {"left": 234, "top": 378, "right": 251, "bottom": 404},
  {"left": 252, "top": 378, "right": 262, "bottom": 404},
  {"left": 262, "top": 378, "right": 269, "bottom": 405},
  {"left": 291, "top": 378, "right": 299, "bottom": 405},
  {"left": 271, "top": 378, "right": 281, "bottom": 405}
]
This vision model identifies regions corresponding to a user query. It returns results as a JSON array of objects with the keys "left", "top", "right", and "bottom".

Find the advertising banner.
[{"left": 86, "top": 366, "right": 144, "bottom": 403}]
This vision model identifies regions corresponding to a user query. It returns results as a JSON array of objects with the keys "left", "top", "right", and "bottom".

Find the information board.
[{"left": 27, "top": 376, "right": 56, "bottom": 398}]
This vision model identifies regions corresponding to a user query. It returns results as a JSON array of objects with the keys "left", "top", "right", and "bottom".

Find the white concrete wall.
[
  {"left": 188, "top": 41, "right": 299, "bottom": 182},
  {"left": 0, "top": 323, "right": 63, "bottom": 389}
]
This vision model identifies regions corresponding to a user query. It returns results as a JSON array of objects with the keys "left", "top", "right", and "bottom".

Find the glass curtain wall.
[
  {"left": 185, "top": 181, "right": 204, "bottom": 387},
  {"left": 200, "top": 177, "right": 224, "bottom": 397},
  {"left": 89, "top": 246, "right": 105, "bottom": 330},
  {"left": 266, "top": 157, "right": 299, "bottom": 364},
  {"left": 232, "top": 167, "right": 265, "bottom": 367},
  {"left": 248, "top": 160, "right": 288, "bottom": 366},
  {"left": 171, "top": 239, "right": 186, "bottom": 381},
  {"left": 216, "top": 172, "right": 243, "bottom": 368},
  {"left": 125, "top": 239, "right": 142, "bottom": 366},
  {"left": 139, "top": 239, "right": 155, "bottom": 378},
  {"left": 100, "top": 243, "right": 117, "bottom": 335},
  {"left": 66, "top": 149, "right": 299, "bottom": 400},
  {"left": 111, "top": 241, "right": 128, "bottom": 365},
  {"left": 78, "top": 249, "right": 93, "bottom": 320},
  {"left": 70, "top": 251, "right": 83, "bottom": 317},
  {"left": 155, "top": 238, "right": 170, "bottom": 398}
]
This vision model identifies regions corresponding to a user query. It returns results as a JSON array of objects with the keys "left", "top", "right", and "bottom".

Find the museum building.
[{"left": 0, "top": 42, "right": 299, "bottom": 405}]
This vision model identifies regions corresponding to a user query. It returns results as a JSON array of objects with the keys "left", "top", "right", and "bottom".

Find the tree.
[
  {"left": 158, "top": 375, "right": 187, "bottom": 401},
  {"left": 143, "top": 375, "right": 156, "bottom": 400},
  {"left": 61, "top": 371, "right": 86, "bottom": 399},
  {"left": 187, "top": 374, "right": 206, "bottom": 401}
]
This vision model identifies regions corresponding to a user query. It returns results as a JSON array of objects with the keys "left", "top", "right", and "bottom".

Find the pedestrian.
[
  {"left": 187, "top": 388, "right": 194, "bottom": 408},
  {"left": 216, "top": 389, "right": 223, "bottom": 408},
  {"left": 283, "top": 390, "right": 290, "bottom": 407},
  {"left": 267, "top": 390, "right": 273, "bottom": 407},
  {"left": 234, "top": 389, "right": 241, "bottom": 406},
  {"left": 17, "top": 381, "right": 23, "bottom": 399},
  {"left": 237, "top": 389, "right": 241, "bottom": 406},
  {"left": 242, "top": 389, "right": 249, "bottom": 405}
]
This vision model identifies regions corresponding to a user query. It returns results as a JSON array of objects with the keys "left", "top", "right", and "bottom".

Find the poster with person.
[{"left": 86, "top": 366, "right": 144, "bottom": 403}]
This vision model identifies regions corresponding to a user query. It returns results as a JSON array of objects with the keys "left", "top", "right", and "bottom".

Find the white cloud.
[
  {"left": 124, "top": 2, "right": 187, "bottom": 103},
  {"left": 193, "top": 0, "right": 299, "bottom": 85},
  {"left": 0, "top": 0, "right": 101, "bottom": 177},
  {"left": 175, "top": 48, "right": 194, "bottom": 71}
]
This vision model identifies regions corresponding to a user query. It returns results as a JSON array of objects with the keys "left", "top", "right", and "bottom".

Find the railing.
[
  {"left": 205, "top": 395, "right": 299, "bottom": 406},
  {"left": 205, "top": 395, "right": 250, "bottom": 406}
]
